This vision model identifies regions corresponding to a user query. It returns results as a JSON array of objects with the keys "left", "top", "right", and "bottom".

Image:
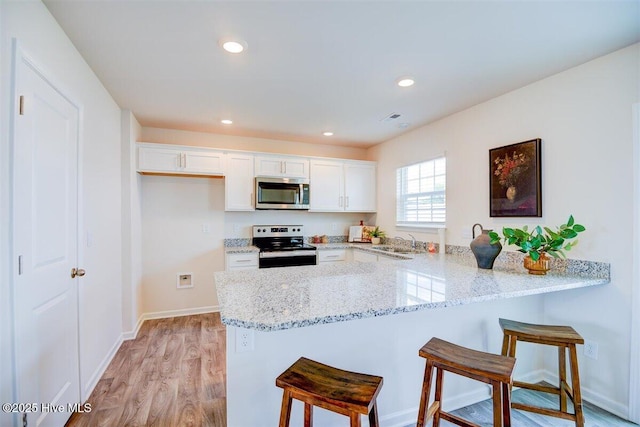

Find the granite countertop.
[{"left": 215, "top": 253, "right": 610, "bottom": 332}]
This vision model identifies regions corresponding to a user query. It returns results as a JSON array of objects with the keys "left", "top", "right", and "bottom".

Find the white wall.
[
  {"left": 138, "top": 127, "right": 376, "bottom": 314},
  {"left": 369, "top": 44, "right": 640, "bottom": 418},
  {"left": 141, "top": 126, "right": 370, "bottom": 160},
  {"left": 121, "top": 111, "right": 143, "bottom": 334},
  {"left": 0, "top": 1, "right": 124, "bottom": 417}
]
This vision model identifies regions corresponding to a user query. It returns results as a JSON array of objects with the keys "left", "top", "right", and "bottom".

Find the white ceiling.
[{"left": 43, "top": 0, "right": 640, "bottom": 148}]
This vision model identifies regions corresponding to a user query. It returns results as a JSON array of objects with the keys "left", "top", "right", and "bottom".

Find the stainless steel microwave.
[{"left": 255, "top": 177, "right": 310, "bottom": 210}]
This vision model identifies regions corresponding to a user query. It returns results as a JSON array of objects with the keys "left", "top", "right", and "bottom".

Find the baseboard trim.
[
  {"left": 122, "top": 306, "right": 220, "bottom": 340},
  {"left": 543, "top": 369, "right": 630, "bottom": 420},
  {"left": 81, "top": 335, "right": 122, "bottom": 402}
]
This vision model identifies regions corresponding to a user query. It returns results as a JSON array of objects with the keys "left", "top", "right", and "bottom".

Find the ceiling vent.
[{"left": 380, "top": 112, "right": 401, "bottom": 122}]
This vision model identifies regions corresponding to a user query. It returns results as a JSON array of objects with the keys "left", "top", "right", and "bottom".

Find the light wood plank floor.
[
  {"left": 411, "top": 383, "right": 638, "bottom": 427},
  {"left": 67, "top": 313, "right": 636, "bottom": 427},
  {"left": 66, "top": 313, "right": 226, "bottom": 427}
]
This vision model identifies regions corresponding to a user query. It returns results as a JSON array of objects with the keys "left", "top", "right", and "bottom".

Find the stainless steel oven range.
[{"left": 252, "top": 225, "right": 317, "bottom": 268}]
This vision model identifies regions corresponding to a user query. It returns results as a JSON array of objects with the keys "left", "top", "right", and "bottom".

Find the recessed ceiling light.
[
  {"left": 323, "top": 131, "right": 334, "bottom": 136},
  {"left": 221, "top": 119, "right": 233, "bottom": 125},
  {"left": 397, "top": 77, "right": 415, "bottom": 87},
  {"left": 220, "top": 39, "right": 247, "bottom": 54}
]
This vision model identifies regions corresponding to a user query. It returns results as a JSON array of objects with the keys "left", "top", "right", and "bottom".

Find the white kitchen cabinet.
[
  {"left": 137, "top": 143, "right": 224, "bottom": 176},
  {"left": 225, "top": 153, "right": 255, "bottom": 211},
  {"left": 352, "top": 250, "right": 378, "bottom": 263},
  {"left": 317, "top": 249, "right": 347, "bottom": 265},
  {"left": 344, "top": 163, "right": 376, "bottom": 212},
  {"left": 255, "top": 155, "right": 309, "bottom": 178},
  {"left": 226, "top": 252, "right": 259, "bottom": 271},
  {"left": 309, "top": 160, "right": 376, "bottom": 212}
]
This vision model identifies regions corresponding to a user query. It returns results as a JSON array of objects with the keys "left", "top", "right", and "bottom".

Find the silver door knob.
[{"left": 71, "top": 268, "right": 86, "bottom": 278}]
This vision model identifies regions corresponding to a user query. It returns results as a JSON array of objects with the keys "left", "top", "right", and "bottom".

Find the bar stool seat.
[
  {"left": 276, "top": 357, "right": 383, "bottom": 427},
  {"left": 417, "top": 337, "right": 516, "bottom": 427},
  {"left": 500, "top": 318, "right": 585, "bottom": 427}
]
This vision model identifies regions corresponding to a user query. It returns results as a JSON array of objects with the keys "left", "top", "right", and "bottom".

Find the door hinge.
[
  {"left": 19, "top": 95, "right": 25, "bottom": 115},
  {"left": 22, "top": 412, "right": 28, "bottom": 427},
  {"left": 18, "top": 255, "right": 23, "bottom": 275}
]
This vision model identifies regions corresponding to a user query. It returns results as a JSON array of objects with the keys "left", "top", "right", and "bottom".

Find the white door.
[{"left": 13, "top": 52, "right": 81, "bottom": 427}]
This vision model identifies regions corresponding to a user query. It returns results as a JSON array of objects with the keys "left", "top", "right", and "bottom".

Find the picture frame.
[{"left": 489, "top": 138, "right": 542, "bottom": 217}]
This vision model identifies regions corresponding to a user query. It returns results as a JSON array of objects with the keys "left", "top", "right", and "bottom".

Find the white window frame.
[{"left": 396, "top": 156, "right": 446, "bottom": 229}]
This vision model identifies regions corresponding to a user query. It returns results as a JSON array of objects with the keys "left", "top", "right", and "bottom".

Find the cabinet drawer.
[
  {"left": 318, "top": 249, "right": 347, "bottom": 263},
  {"left": 226, "top": 253, "right": 259, "bottom": 270}
]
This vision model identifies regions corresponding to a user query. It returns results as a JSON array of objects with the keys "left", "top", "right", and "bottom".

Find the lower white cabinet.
[
  {"left": 317, "top": 249, "right": 347, "bottom": 265},
  {"left": 352, "top": 249, "right": 396, "bottom": 263},
  {"left": 352, "top": 250, "right": 378, "bottom": 263},
  {"left": 225, "top": 252, "right": 259, "bottom": 271}
]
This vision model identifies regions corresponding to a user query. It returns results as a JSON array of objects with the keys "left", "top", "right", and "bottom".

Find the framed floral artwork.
[{"left": 489, "top": 138, "right": 542, "bottom": 217}]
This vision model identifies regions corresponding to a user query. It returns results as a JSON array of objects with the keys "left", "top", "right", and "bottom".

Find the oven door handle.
[{"left": 260, "top": 250, "right": 316, "bottom": 258}]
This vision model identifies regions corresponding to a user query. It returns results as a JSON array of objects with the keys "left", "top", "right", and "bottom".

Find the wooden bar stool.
[
  {"left": 276, "top": 357, "right": 383, "bottom": 427},
  {"left": 417, "top": 337, "right": 516, "bottom": 427},
  {"left": 499, "top": 318, "right": 585, "bottom": 427}
]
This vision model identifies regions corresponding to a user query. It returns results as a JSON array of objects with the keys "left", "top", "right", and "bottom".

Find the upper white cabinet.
[
  {"left": 254, "top": 155, "right": 309, "bottom": 178},
  {"left": 225, "top": 153, "right": 255, "bottom": 211},
  {"left": 309, "top": 160, "right": 376, "bottom": 212},
  {"left": 138, "top": 143, "right": 224, "bottom": 176}
]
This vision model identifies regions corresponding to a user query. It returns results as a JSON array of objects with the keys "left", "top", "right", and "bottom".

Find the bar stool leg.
[
  {"left": 559, "top": 345, "right": 568, "bottom": 412},
  {"left": 279, "top": 389, "right": 293, "bottom": 427},
  {"left": 416, "top": 360, "right": 435, "bottom": 427},
  {"left": 368, "top": 403, "right": 380, "bottom": 427},
  {"left": 349, "top": 412, "right": 361, "bottom": 427},
  {"left": 433, "top": 367, "right": 444, "bottom": 427},
  {"left": 502, "top": 381, "right": 512, "bottom": 427},
  {"left": 501, "top": 334, "right": 510, "bottom": 356},
  {"left": 569, "top": 344, "right": 585, "bottom": 427},
  {"left": 304, "top": 403, "right": 313, "bottom": 427},
  {"left": 491, "top": 381, "right": 503, "bottom": 427}
]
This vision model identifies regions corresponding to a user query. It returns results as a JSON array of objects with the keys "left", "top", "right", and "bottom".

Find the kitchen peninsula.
[{"left": 215, "top": 250, "right": 609, "bottom": 426}]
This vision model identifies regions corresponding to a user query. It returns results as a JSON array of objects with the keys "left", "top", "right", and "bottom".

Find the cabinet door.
[
  {"left": 318, "top": 249, "right": 347, "bottom": 264},
  {"left": 225, "top": 154, "right": 255, "bottom": 211},
  {"left": 183, "top": 150, "right": 224, "bottom": 175},
  {"left": 353, "top": 250, "right": 378, "bottom": 262},
  {"left": 282, "top": 158, "right": 309, "bottom": 178},
  {"left": 138, "top": 146, "right": 181, "bottom": 173},
  {"left": 255, "top": 156, "right": 284, "bottom": 177},
  {"left": 309, "top": 160, "right": 344, "bottom": 211},
  {"left": 255, "top": 156, "right": 309, "bottom": 178},
  {"left": 344, "top": 163, "right": 376, "bottom": 212},
  {"left": 226, "top": 253, "right": 259, "bottom": 271}
]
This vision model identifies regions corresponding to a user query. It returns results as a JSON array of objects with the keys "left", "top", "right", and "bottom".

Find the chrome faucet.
[{"left": 408, "top": 234, "right": 417, "bottom": 250}]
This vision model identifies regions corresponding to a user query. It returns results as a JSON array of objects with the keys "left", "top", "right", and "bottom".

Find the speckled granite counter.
[
  {"left": 215, "top": 253, "right": 609, "bottom": 332},
  {"left": 224, "top": 245, "right": 259, "bottom": 254}
]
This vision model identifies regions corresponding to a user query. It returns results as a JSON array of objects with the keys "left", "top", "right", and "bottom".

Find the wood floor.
[
  {"left": 66, "top": 313, "right": 637, "bottom": 427},
  {"left": 65, "top": 313, "right": 226, "bottom": 427}
]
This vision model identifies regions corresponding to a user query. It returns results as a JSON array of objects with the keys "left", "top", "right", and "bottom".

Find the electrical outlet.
[
  {"left": 584, "top": 340, "right": 598, "bottom": 360},
  {"left": 202, "top": 223, "right": 210, "bottom": 233},
  {"left": 235, "top": 328, "right": 254, "bottom": 353},
  {"left": 331, "top": 223, "right": 338, "bottom": 232}
]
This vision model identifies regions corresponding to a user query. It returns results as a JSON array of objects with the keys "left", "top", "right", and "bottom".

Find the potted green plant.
[
  {"left": 368, "top": 226, "right": 385, "bottom": 245},
  {"left": 488, "top": 215, "right": 585, "bottom": 275}
]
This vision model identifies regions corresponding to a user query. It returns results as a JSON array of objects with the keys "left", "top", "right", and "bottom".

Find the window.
[{"left": 396, "top": 157, "right": 446, "bottom": 227}]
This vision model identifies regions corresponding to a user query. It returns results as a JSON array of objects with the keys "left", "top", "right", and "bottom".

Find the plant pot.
[
  {"left": 371, "top": 237, "right": 381, "bottom": 245},
  {"left": 524, "top": 253, "right": 550, "bottom": 275}
]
